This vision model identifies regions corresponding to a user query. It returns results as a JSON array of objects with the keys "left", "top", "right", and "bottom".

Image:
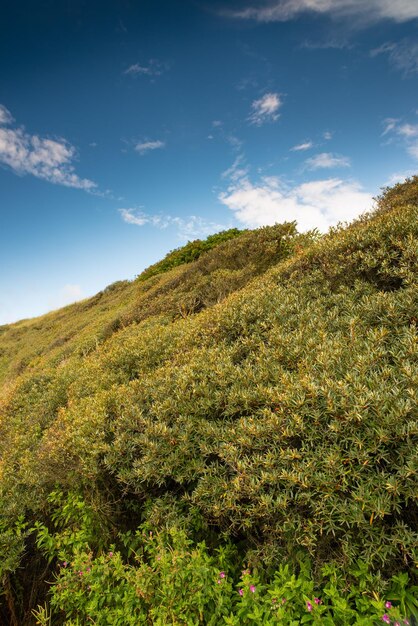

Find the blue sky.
[{"left": 1, "top": 0, "right": 418, "bottom": 324}]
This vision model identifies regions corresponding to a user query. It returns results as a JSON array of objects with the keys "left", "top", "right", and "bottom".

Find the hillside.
[
  {"left": 0, "top": 179, "right": 417, "bottom": 625},
  {"left": 0, "top": 223, "right": 308, "bottom": 389}
]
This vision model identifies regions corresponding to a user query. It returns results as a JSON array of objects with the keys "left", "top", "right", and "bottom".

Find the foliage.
[
  {"left": 31, "top": 492, "right": 417, "bottom": 625},
  {"left": 0, "top": 223, "right": 307, "bottom": 387},
  {"left": 138, "top": 227, "right": 245, "bottom": 281},
  {"left": 374, "top": 175, "right": 418, "bottom": 215},
  {"left": 0, "top": 179, "right": 417, "bottom": 623}
]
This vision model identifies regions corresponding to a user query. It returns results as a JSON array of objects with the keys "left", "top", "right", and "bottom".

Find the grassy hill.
[{"left": 0, "top": 178, "right": 417, "bottom": 625}]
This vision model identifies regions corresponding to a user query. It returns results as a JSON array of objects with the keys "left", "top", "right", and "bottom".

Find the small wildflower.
[
  {"left": 394, "top": 622, "right": 401, "bottom": 626},
  {"left": 281, "top": 598, "right": 286, "bottom": 605},
  {"left": 242, "top": 569, "right": 250, "bottom": 576},
  {"left": 382, "top": 615, "right": 390, "bottom": 624},
  {"left": 219, "top": 571, "right": 226, "bottom": 579},
  {"left": 385, "top": 601, "right": 392, "bottom": 609},
  {"left": 306, "top": 601, "right": 313, "bottom": 612},
  {"left": 217, "top": 579, "right": 221, "bottom": 584},
  {"left": 314, "top": 597, "right": 321, "bottom": 605},
  {"left": 109, "top": 551, "right": 113, "bottom": 557},
  {"left": 63, "top": 561, "right": 67, "bottom": 568},
  {"left": 403, "top": 621, "right": 410, "bottom": 625},
  {"left": 78, "top": 571, "right": 83, "bottom": 576},
  {"left": 272, "top": 598, "right": 277, "bottom": 604},
  {"left": 250, "top": 585, "right": 256, "bottom": 593},
  {"left": 239, "top": 588, "right": 244, "bottom": 596}
]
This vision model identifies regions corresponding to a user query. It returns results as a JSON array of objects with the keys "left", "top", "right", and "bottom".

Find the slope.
[{"left": 0, "top": 178, "right": 417, "bottom": 624}]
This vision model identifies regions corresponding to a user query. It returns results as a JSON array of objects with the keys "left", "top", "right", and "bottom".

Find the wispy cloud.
[
  {"left": 300, "top": 38, "right": 353, "bottom": 50},
  {"left": 385, "top": 170, "right": 416, "bottom": 186},
  {"left": 124, "top": 59, "right": 167, "bottom": 77},
  {"left": 219, "top": 176, "right": 373, "bottom": 232},
  {"left": 221, "top": 154, "right": 249, "bottom": 181},
  {"left": 227, "top": 0, "right": 418, "bottom": 24},
  {"left": 119, "top": 208, "right": 169, "bottom": 227},
  {"left": 0, "top": 104, "right": 13, "bottom": 125},
  {"left": 383, "top": 117, "right": 418, "bottom": 159},
  {"left": 371, "top": 40, "right": 418, "bottom": 76},
  {"left": 323, "top": 131, "right": 333, "bottom": 140},
  {"left": 119, "top": 208, "right": 227, "bottom": 241},
  {"left": 291, "top": 140, "right": 313, "bottom": 152},
  {"left": 382, "top": 118, "right": 399, "bottom": 136},
  {"left": 306, "top": 152, "right": 350, "bottom": 169},
  {"left": 0, "top": 105, "right": 96, "bottom": 190},
  {"left": 135, "top": 140, "right": 165, "bottom": 155},
  {"left": 249, "top": 92, "right": 282, "bottom": 125}
]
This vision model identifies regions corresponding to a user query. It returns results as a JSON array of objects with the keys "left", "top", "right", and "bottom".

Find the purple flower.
[
  {"left": 382, "top": 615, "right": 390, "bottom": 624},
  {"left": 394, "top": 622, "right": 401, "bottom": 626},
  {"left": 385, "top": 601, "right": 392, "bottom": 609},
  {"left": 250, "top": 585, "right": 256, "bottom": 593},
  {"left": 404, "top": 621, "right": 410, "bottom": 625},
  {"left": 63, "top": 561, "right": 67, "bottom": 568},
  {"left": 239, "top": 588, "right": 244, "bottom": 596},
  {"left": 109, "top": 551, "right": 113, "bottom": 557},
  {"left": 314, "top": 597, "right": 321, "bottom": 605},
  {"left": 306, "top": 601, "right": 313, "bottom": 612},
  {"left": 219, "top": 571, "right": 226, "bottom": 579}
]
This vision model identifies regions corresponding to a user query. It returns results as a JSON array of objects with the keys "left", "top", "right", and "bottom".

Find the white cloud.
[
  {"left": 119, "top": 208, "right": 227, "bottom": 241},
  {"left": 385, "top": 170, "right": 416, "bottom": 186},
  {"left": 323, "top": 131, "right": 333, "bottom": 140},
  {"left": 383, "top": 117, "right": 418, "bottom": 160},
  {"left": 119, "top": 208, "right": 170, "bottom": 228},
  {"left": 0, "top": 104, "right": 13, "bottom": 125},
  {"left": 222, "top": 154, "right": 249, "bottom": 181},
  {"left": 382, "top": 118, "right": 399, "bottom": 136},
  {"left": 306, "top": 152, "right": 350, "bottom": 169},
  {"left": 219, "top": 176, "right": 373, "bottom": 232},
  {"left": 170, "top": 216, "right": 228, "bottom": 241},
  {"left": 0, "top": 105, "right": 96, "bottom": 190},
  {"left": 249, "top": 93, "right": 282, "bottom": 125},
  {"left": 291, "top": 140, "right": 313, "bottom": 151},
  {"left": 229, "top": 0, "right": 418, "bottom": 24},
  {"left": 397, "top": 123, "right": 418, "bottom": 138},
  {"left": 124, "top": 60, "right": 167, "bottom": 76},
  {"left": 371, "top": 40, "right": 418, "bottom": 76},
  {"left": 135, "top": 140, "right": 165, "bottom": 155}
]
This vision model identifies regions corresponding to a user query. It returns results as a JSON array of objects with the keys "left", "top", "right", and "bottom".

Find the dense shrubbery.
[
  {"left": 0, "top": 179, "right": 417, "bottom": 623},
  {"left": 138, "top": 228, "right": 244, "bottom": 281},
  {"left": 0, "top": 222, "right": 308, "bottom": 387},
  {"left": 30, "top": 491, "right": 418, "bottom": 625}
]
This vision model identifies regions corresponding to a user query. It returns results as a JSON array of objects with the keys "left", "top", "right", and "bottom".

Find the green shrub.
[
  {"left": 0, "top": 180, "right": 417, "bottom": 624},
  {"left": 31, "top": 494, "right": 418, "bottom": 625}
]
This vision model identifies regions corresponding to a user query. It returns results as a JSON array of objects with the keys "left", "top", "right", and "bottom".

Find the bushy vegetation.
[
  {"left": 0, "top": 222, "right": 309, "bottom": 388},
  {"left": 0, "top": 178, "right": 417, "bottom": 624},
  {"left": 138, "top": 228, "right": 244, "bottom": 281}
]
